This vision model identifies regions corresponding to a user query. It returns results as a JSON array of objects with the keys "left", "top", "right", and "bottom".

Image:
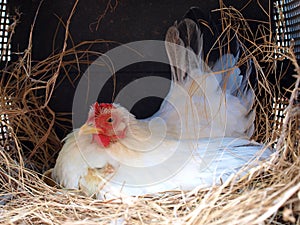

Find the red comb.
[{"left": 93, "top": 102, "right": 114, "bottom": 115}]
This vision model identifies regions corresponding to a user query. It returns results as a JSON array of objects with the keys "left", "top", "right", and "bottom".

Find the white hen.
[
  {"left": 51, "top": 12, "right": 272, "bottom": 200},
  {"left": 52, "top": 104, "right": 270, "bottom": 199}
]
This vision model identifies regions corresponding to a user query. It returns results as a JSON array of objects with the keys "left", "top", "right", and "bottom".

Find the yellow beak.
[{"left": 79, "top": 123, "right": 104, "bottom": 136}]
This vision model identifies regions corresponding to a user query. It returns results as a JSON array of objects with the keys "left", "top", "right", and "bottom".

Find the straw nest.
[{"left": 0, "top": 1, "right": 299, "bottom": 224}]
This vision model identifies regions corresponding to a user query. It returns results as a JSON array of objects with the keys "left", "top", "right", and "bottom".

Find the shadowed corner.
[{"left": 42, "top": 169, "right": 57, "bottom": 188}]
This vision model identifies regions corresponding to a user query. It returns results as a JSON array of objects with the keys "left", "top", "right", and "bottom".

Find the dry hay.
[{"left": 0, "top": 1, "right": 299, "bottom": 224}]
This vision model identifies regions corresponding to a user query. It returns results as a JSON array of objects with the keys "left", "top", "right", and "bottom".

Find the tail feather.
[
  {"left": 212, "top": 44, "right": 256, "bottom": 137},
  {"left": 165, "top": 18, "right": 203, "bottom": 83},
  {"left": 213, "top": 53, "right": 242, "bottom": 94},
  {"left": 163, "top": 7, "right": 257, "bottom": 138},
  {"left": 213, "top": 52, "right": 255, "bottom": 108}
]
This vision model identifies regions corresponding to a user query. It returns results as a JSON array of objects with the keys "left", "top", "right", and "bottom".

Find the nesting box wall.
[
  {"left": 8, "top": 0, "right": 270, "bottom": 130},
  {"left": 0, "top": 0, "right": 11, "bottom": 152}
]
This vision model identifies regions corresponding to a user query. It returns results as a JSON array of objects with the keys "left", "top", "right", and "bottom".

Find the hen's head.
[{"left": 79, "top": 102, "right": 130, "bottom": 147}]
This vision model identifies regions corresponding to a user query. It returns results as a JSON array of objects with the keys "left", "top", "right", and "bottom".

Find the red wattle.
[{"left": 92, "top": 134, "right": 111, "bottom": 147}]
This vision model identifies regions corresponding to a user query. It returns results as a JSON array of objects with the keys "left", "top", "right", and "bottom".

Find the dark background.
[{"left": 7, "top": 0, "right": 281, "bottom": 139}]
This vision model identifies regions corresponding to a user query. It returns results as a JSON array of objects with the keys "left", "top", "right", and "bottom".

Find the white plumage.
[
  {"left": 51, "top": 13, "right": 272, "bottom": 200},
  {"left": 52, "top": 116, "right": 271, "bottom": 199},
  {"left": 158, "top": 18, "right": 255, "bottom": 139}
]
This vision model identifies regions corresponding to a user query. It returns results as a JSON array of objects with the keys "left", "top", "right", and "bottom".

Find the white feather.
[{"left": 163, "top": 19, "right": 255, "bottom": 138}]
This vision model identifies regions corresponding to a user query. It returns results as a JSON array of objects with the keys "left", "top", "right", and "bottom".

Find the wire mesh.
[
  {"left": 0, "top": 0, "right": 10, "bottom": 62},
  {"left": 274, "top": 0, "right": 300, "bottom": 59},
  {"left": 0, "top": 97, "right": 12, "bottom": 151},
  {"left": 0, "top": 0, "right": 12, "bottom": 151}
]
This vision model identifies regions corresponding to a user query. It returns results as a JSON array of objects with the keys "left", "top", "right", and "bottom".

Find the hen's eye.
[{"left": 107, "top": 117, "right": 113, "bottom": 123}]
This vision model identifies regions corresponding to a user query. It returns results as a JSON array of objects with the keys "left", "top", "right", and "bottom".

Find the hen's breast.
[{"left": 51, "top": 130, "right": 117, "bottom": 190}]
